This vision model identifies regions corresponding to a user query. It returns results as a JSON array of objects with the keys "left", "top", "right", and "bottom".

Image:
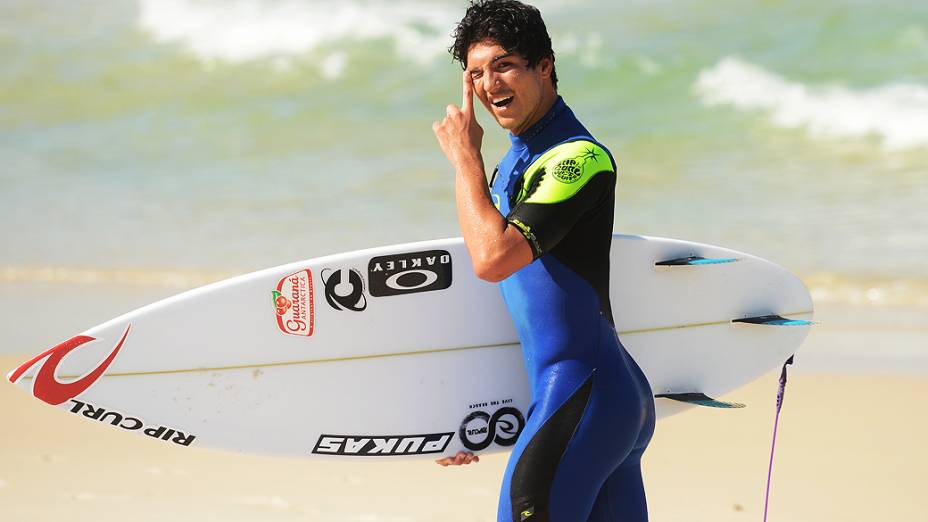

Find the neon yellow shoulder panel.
[{"left": 515, "top": 140, "right": 614, "bottom": 205}]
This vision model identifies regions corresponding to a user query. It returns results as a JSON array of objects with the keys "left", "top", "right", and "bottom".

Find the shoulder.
[
  {"left": 521, "top": 139, "right": 616, "bottom": 205},
  {"left": 540, "top": 139, "right": 615, "bottom": 181}
]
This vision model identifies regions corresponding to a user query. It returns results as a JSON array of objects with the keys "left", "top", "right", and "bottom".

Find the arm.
[{"left": 433, "top": 72, "right": 533, "bottom": 283}]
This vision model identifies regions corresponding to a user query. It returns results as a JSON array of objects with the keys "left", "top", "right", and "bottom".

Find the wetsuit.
[{"left": 489, "top": 96, "right": 656, "bottom": 522}]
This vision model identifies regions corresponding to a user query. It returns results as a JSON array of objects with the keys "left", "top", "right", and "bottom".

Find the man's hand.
[
  {"left": 433, "top": 71, "right": 484, "bottom": 169},
  {"left": 435, "top": 451, "right": 480, "bottom": 467}
]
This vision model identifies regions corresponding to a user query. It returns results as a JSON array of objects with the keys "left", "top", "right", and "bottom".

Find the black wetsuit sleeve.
[{"left": 506, "top": 168, "right": 616, "bottom": 259}]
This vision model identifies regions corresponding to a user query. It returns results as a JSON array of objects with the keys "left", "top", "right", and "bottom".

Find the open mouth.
[{"left": 492, "top": 96, "right": 514, "bottom": 108}]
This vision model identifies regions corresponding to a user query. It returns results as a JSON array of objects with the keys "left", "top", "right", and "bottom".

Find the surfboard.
[{"left": 7, "top": 235, "right": 812, "bottom": 459}]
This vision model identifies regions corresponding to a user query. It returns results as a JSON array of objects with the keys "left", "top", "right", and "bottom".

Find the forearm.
[
  {"left": 453, "top": 156, "right": 530, "bottom": 282},
  {"left": 454, "top": 155, "right": 505, "bottom": 257}
]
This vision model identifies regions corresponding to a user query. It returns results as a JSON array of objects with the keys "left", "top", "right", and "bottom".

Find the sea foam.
[
  {"left": 694, "top": 57, "right": 928, "bottom": 150},
  {"left": 137, "top": 0, "right": 458, "bottom": 75}
]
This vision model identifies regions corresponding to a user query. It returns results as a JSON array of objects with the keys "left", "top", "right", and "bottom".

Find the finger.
[
  {"left": 435, "top": 457, "right": 450, "bottom": 466},
  {"left": 462, "top": 70, "right": 474, "bottom": 117},
  {"left": 432, "top": 121, "right": 440, "bottom": 134},
  {"left": 446, "top": 104, "right": 459, "bottom": 119}
]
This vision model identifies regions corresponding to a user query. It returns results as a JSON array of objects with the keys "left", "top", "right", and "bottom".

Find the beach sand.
[{"left": 0, "top": 283, "right": 926, "bottom": 521}]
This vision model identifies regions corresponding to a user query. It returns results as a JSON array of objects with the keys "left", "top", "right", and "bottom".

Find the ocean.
[{"left": 2, "top": 0, "right": 927, "bottom": 329}]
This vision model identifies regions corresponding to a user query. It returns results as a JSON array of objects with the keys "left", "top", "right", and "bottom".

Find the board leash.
[{"left": 763, "top": 355, "right": 794, "bottom": 522}]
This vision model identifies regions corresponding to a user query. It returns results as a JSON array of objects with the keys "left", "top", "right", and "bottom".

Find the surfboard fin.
[
  {"left": 733, "top": 315, "right": 813, "bottom": 326},
  {"left": 655, "top": 256, "right": 738, "bottom": 266},
  {"left": 655, "top": 392, "right": 745, "bottom": 409}
]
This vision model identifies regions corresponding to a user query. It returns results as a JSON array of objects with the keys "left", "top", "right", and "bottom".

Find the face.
[{"left": 465, "top": 40, "right": 554, "bottom": 136}]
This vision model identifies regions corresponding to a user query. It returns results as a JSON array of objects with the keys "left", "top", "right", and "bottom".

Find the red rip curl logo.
[{"left": 7, "top": 325, "right": 131, "bottom": 405}]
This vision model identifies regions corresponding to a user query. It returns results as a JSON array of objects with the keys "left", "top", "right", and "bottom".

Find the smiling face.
[{"left": 465, "top": 39, "right": 557, "bottom": 136}]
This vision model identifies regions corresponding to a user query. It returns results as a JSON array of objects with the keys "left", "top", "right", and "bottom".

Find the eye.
[{"left": 470, "top": 70, "right": 483, "bottom": 80}]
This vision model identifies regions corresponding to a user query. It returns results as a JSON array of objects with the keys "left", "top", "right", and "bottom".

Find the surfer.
[{"left": 432, "top": 1, "right": 656, "bottom": 520}]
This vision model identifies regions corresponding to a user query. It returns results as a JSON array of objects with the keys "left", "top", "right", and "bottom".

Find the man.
[{"left": 432, "top": 1, "right": 655, "bottom": 521}]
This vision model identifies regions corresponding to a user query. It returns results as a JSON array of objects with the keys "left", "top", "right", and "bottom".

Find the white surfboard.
[{"left": 7, "top": 235, "right": 812, "bottom": 459}]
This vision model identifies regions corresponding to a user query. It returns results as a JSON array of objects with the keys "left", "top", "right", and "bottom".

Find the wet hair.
[{"left": 449, "top": 0, "right": 558, "bottom": 89}]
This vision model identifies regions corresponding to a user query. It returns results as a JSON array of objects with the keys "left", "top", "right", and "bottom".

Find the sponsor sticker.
[
  {"left": 367, "top": 250, "right": 452, "bottom": 297},
  {"left": 552, "top": 146, "right": 602, "bottom": 184},
  {"left": 312, "top": 432, "right": 454, "bottom": 456},
  {"left": 273, "top": 269, "right": 315, "bottom": 336},
  {"left": 321, "top": 268, "right": 367, "bottom": 312},
  {"left": 459, "top": 404, "right": 525, "bottom": 451},
  {"left": 7, "top": 325, "right": 131, "bottom": 405},
  {"left": 68, "top": 399, "right": 196, "bottom": 447}
]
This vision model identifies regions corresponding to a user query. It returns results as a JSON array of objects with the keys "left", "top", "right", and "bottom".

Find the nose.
[{"left": 481, "top": 69, "right": 500, "bottom": 94}]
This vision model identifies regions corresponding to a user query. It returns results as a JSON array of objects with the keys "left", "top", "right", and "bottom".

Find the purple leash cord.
[{"left": 763, "top": 355, "right": 794, "bottom": 522}]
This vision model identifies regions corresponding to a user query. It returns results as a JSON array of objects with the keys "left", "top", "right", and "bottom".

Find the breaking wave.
[
  {"left": 137, "top": 0, "right": 458, "bottom": 75},
  {"left": 694, "top": 57, "right": 928, "bottom": 150}
]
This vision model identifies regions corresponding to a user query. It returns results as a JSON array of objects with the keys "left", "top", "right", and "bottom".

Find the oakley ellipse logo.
[
  {"left": 7, "top": 325, "right": 131, "bottom": 406},
  {"left": 385, "top": 269, "right": 437, "bottom": 291},
  {"left": 321, "top": 268, "right": 367, "bottom": 312}
]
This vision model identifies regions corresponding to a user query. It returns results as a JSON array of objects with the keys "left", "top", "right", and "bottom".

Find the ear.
[{"left": 536, "top": 56, "right": 554, "bottom": 79}]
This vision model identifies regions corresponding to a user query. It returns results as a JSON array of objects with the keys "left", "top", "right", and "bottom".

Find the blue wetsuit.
[{"left": 489, "top": 97, "right": 655, "bottom": 522}]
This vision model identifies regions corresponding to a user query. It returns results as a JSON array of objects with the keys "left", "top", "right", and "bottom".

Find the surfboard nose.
[{"left": 7, "top": 324, "right": 132, "bottom": 405}]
